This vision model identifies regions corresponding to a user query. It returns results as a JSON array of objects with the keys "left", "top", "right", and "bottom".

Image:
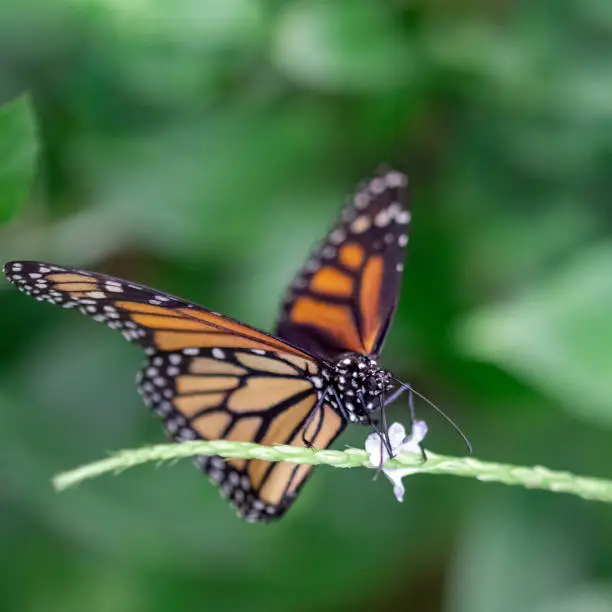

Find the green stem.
[{"left": 52, "top": 440, "right": 612, "bottom": 504}]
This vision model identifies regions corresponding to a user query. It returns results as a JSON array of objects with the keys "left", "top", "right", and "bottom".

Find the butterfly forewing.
[
  {"left": 3, "top": 261, "right": 344, "bottom": 521},
  {"left": 276, "top": 167, "right": 409, "bottom": 359},
  {"left": 3, "top": 262, "right": 311, "bottom": 357}
]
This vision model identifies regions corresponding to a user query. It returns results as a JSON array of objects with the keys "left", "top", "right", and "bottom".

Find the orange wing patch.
[
  {"left": 248, "top": 394, "right": 316, "bottom": 490},
  {"left": 338, "top": 243, "right": 364, "bottom": 270},
  {"left": 289, "top": 296, "right": 365, "bottom": 353},
  {"left": 55, "top": 283, "right": 98, "bottom": 292},
  {"left": 225, "top": 416, "right": 264, "bottom": 470},
  {"left": 176, "top": 375, "right": 240, "bottom": 394},
  {"left": 259, "top": 394, "right": 316, "bottom": 450},
  {"left": 235, "top": 352, "right": 298, "bottom": 375},
  {"left": 310, "top": 266, "right": 353, "bottom": 296},
  {"left": 175, "top": 307, "right": 301, "bottom": 355},
  {"left": 359, "top": 255, "right": 384, "bottom": 354},
  {"left": 191, "top": 411, "right": 231, "bottom": 439},
  {"left": 48, "top": 273, "right": 100, "bottom": 297},
  {"left": 257, "top": 402, "right": 344, "bottom": 505},
  {"left": 282, "top": 252, "right": 388, "bottom": 356},
  {"left": 119, "top": 301, "right": 311, "bottom": 357},
  {"left": 286, "top": 405, "right": 343, "bottom": 497},
  {"left": 47, "top": 273, "right": 94, "bottom": 284},
  {"left": 189, "top": 358, "right": 246, "bottom": 376},
  {"left": 225, "top": 416, "right": 263, "bottom": 443},
  {"left": 228, "top": 377, "right": 311, "bottom": 411},
  {"left": 115, "top": 301, "right": 174, "bottom": 315},
  {"left": 155, "top": 332, "right": 282, "bottom": 352},
  {"left": 173, "top": 393, "right": 226, "bottom": 417},
  {"left": 280, "top": 354, "right": 315, "bottom": 373},
  {"left": 131, "top": 313, "right": 210, "bottom": 331}
]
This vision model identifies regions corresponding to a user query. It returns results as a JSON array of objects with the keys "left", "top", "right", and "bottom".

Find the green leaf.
[
  {"left": 458, "top": 242, "right": 612, "bottom": 427},
  {"left": 0, "top": 94, "right": 37, "bottom": 223}
]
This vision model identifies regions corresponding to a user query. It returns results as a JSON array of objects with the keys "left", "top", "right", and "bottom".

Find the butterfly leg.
[
  {"left": 383, "top": 384, "right": 406, "bottom": 407},
  {"left": 356, "top": 390, "right": 392, "bottom": 470},
  {"left": 368, "top": 418, "right": 390, "bottom": 471},
  {"left": 406, "top": 386, "right": 427, "bottom": 463},
  {"left": 384, "top": 383, "right": 426, "bottom": 462},
  {"left": 407, "top": 385, "right": 416, "bottom": 426},
  {"left": 330, "top": 386, "right": 353, "bottom": 423},
  {"left": 379, "top": 390, "right": 395, "bottom": 465},
  {"left": 366, "top": 391, "right": 386, "bottom": 469},
  {"left": 301, "top": 393, "right": 327, "bottom": 449}
]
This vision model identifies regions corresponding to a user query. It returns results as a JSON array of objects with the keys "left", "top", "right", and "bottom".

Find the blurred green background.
[{"left": 1, "top": 1, "right": 612, "bottom": 611}]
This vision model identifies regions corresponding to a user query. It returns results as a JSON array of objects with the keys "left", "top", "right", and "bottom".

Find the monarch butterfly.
[{"left": 4, "top": 167, "right": 410, "bottom": 522}]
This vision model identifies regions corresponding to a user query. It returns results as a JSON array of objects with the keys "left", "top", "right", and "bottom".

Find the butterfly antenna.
[
  {"left": 390, "top": 378, "right": 473, "bottom": 455},
  {"left": 407, "top": 384, "right": 416, "bottom": 424}
]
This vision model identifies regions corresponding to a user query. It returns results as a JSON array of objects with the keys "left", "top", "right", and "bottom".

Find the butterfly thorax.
[{"left": 327, "top": 355, "right": 393, "bottom": 423}]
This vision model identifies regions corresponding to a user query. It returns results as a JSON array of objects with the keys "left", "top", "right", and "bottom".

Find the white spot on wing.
[
  {"left": 321, "top": 246, "right": 336, "bottom": 259},
  {"left": 374, "top": 210, "right": 390, "bottom": 227},
  {"left": 350, "top": 216, "right": 371, "bottom": 234},
  {"left": 369, "top": 177, "right": 386, "bottom": 194},
  {"left": 384, "top": 171, "right": 408, "bottom": 188},
  {"left": 354, "top": 192, "right": 369, "bottom": 209},
  {"left": 397, "top": 210, "right": 411, "bottom": 224},
  {"left": 311, "top": 376, "right": 323, "bottom": 389},
  {"left": 305, "top": 258, "right": 320, "bottom": 272},
  {"left": 329, "top": 229, "right": 346, "bottom": 244}
]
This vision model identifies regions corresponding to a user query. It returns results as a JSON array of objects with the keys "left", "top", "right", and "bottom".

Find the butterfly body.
[
  {"left": 326, "top": 355, "right": 393, "bottom": 423},
  {"left": 4, "top": 167, "right": 410, "bottom": 522}
]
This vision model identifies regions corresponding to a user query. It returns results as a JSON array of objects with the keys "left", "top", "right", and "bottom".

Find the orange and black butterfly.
[{"left": 3, "top": 167, "right": 410, "bottom": 522}]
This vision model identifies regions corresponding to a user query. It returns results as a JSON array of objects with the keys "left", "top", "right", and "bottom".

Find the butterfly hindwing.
[
  {"left": 3, "top": 260, "right": 346, "bottom": 521},
  {"left": 139, "top": 347, "right": 345, "bottom": 522},
  {"left": 276, "top": 167, "right": 409, "bottom": 359}
]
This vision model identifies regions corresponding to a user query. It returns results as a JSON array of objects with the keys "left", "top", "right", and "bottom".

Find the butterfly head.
[{"left": 332, "top": 355, "right": 393, "bottom": 423}]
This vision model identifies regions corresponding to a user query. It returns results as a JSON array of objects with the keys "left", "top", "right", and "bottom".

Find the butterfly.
[{"left": 3, "top": 167, "right": 410, "bottom": 522}]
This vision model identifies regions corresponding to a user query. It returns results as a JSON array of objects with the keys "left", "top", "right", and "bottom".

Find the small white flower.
[{"left": 365, "top": 420, "right": 428, "bottom": 502}]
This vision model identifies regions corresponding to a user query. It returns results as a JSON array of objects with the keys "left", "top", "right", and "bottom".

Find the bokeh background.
[{"left": 1, "top": 1, "right": 612, "bottom": 611}]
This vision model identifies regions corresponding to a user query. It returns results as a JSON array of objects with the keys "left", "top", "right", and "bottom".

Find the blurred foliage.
[
  {"left": 0, "top": 95, "right": 36, "bottom": 222},
  {"left": 0, "top": 1, "right": 611, "bottom": 612}
]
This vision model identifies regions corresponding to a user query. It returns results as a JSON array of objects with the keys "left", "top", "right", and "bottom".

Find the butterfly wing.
[
  {"left": 140, "top": 347, "right": 344, "bottom": 522},
  {"left": 3, "top": 261, "right": 312, "bottom": 357},
  {"left": 3, "top": 261, "right": 345, "bottom": 521},
  {"left": 276, "top": 167, "right": 410, "bottom": 359}
]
